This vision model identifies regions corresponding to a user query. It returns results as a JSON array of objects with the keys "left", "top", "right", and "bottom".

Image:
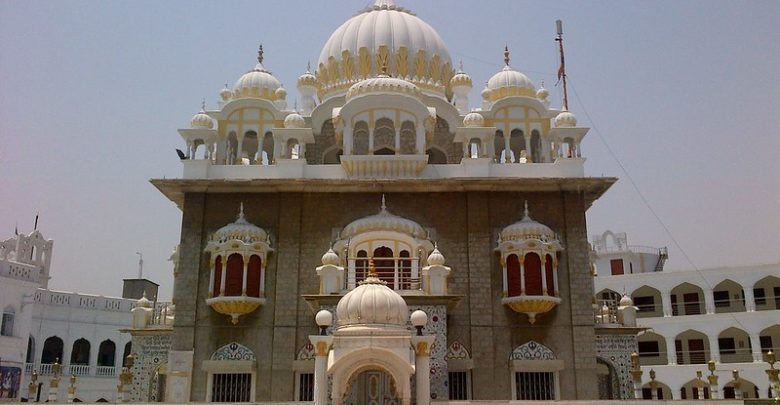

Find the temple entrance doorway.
[{"left": 344, "top": 369, "right": 399, "bottom": 405}]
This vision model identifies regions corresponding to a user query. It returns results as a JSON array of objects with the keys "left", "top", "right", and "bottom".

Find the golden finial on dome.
[
  {"left": 504, "top": 45, "right": 510, "bottom": 66},
  {"left": 257, "top": 44, "right": 264, "bottom": 64}
]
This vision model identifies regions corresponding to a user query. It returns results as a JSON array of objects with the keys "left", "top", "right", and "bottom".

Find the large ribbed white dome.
[
  {"left": 317, "top": 0, "right": 453, "bottom": 99},
  {"left": 336, "top": 271, "right": 409, "bottom": 327}
]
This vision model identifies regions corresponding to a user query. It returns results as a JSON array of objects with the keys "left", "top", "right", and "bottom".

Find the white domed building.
[{"left": 151, "top": 0, "right": 628, "bottom": 403}]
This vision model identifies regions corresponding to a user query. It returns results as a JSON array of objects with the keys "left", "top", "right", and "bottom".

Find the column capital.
[
  {"left": 309, "top": 335, "right": 334, "bottom": 357},
  {"left": 410, "top": 335, "right": 436, "bottom": 356}
]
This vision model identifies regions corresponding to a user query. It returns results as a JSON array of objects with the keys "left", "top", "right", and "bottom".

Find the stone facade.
[
  {"left": 130, "top": 331, "right": 172, "bottom": 402},
  {"left": 171, "top": 190, "right": 600, "bottom": 401}
]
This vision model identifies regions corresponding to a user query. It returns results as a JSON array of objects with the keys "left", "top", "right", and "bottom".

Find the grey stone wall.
[{"left": 174, "top": 190, "right": 599, "bottom": 401}]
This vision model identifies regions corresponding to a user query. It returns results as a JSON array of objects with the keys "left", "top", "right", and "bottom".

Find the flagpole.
[{"left": 555, "top": 19, "right": 569, "bottom": 111}]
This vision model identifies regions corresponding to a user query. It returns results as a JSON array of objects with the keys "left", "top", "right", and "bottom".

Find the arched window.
[
  {"left": 246, "top": 255, "right": 262, "bottom": 298},
  {"left": 494, "top": 130, "right": 506, "bottom": 163},
  {"left": 509, "top": 129, "right": 525, "bottom": 163},
  {"left": 97, "top": 340, "right": 116, "bottom": 367},
  {"left": 242, "top": 131, "right": 258, "bottom": 164},
  {"left": 26, "top": 336, "right": 35, "bottom": 363},
  {"left": 507, "top": 254, "right": 522, "bottom": 297},
  {"left": 545, "top": 254, "right": 555, "bottom": 294},
  {"left": 225, "top": 254, "right": 244, "bottom": 296},
  {"left": 261, "top": 132, "right": 274, "bottom": 165},
  {"left": 1, "top": 306, "right": 14, "bottom": 336},
  {"left": 373, "top": 118, "right": 395, "bottom": 154},
  {"left": 524, "top": 253, "right": 543, "bottom": 296},
  {"left": 530, "top": 130, "right": 542, "bottom": 163},
  {"left": 355, "top": 250, "right": 368, "bottom": 283},
  {"left": 226, "top": 131, "right": 238, "bottom": 164},
  {"left": 41, "top": 336, "right": 64, "bottom": 364},
  {"left": 399, "top": 121, "right": 416, "bottom": 154},
  {"left": 373, "top": 246, "right": 395, "bottom": 285},
  {"left": 122, "top": 342, "right": 132, "bottom": 367},
  {"left": 71, "top": 338, "right": 91, "bottom": 365},
  {"left": 353, "top": 121, "right": 369, "bottom": 155},
  {"left": 213, "top": 256, "right": 223, "bottom": 297}
]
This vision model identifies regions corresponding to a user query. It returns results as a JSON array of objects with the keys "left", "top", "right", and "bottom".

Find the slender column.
[
  {"left": 749, "top": 333, "right": 763, "bottom": 362},
  {"left": 259, "top": 263, "right": 266, "bottom": 295},
  {"left": 540, "top": 256, "right": 548, "bottom": 295},
  {"left": 394, "top": 128, "right": 401, "bottom": 152},
  {"left": 416, "top": 126, "right": 425, "bottom": 155},
  {"left": 241, "top": 255, "right": 249, "bottom": 295},
  {"left": 709, "top": 335, "right": 721, "bottom": 363},
  {"left": 309, "top": 336, "right": 333, "bottom": 405},
  {"left": 501, "top": 257, "right": 508, "bottom": 296},
  {"left": 661, "top": 291, "right": 673, "bottom": 317},
  {"left": 524, "top": 136, "right": 531, "bottom": 159},
  {"left": 704, "top": 288, "right": 715, "bottom": 314},
  {"left": 519, "top": 257, "right": 526, "bottom": 294},
  {"left": 208, "top": 260, "right": 215, "bottom": 297},
  {"left": 368, "top": 127, "right": 374, "bottom": 153},
  {"left": 236, "top": 135, "right": 244, "bottom": 163},
  {"left": 744, "top": 286, "right": 756, "bottom": 312},
  {"left": 220, "top": 257, "right": 227, "bottom": 295},
  {"left": 552, "top": 260, "right": 559, "bottom": 296},
  {"left": 504, "top": 135, "right": 511, "bottom": 162},
  {"left": 411, "top": 335, "right": 436, "bottom": 405},
  {"left": 665, "top": 336, "right": 678, "bottom": 365}
]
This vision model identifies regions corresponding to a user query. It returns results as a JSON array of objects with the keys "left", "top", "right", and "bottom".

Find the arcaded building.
[{"left": 152, "top": 0, "right": 616, "bottom": 402}]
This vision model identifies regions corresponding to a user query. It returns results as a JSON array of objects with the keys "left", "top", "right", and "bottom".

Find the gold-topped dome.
[
  {"left": 335, "top": 261, "right": 409, "bottom": 328},
  {"left": 485, "top": 47, "right": 536, "bottom": 101}
]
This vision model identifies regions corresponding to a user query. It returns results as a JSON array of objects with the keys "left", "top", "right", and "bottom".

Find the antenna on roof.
[
  {"left": 135, "top": 252, "right": 144, "bottom": 279},
  {"left": 555, "top": 19, "right": 569, "bottom": 111}
]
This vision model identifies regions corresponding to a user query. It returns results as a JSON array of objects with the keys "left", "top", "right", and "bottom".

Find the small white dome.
[
  {"left": 137, "top": 292, "right": 152, "bottom": 308},
  {"left": 232, "top": 46, "right": 282, "bottom": 100},
  {"left": 484, "top": 47, "right": 536, "bottom": 101},
  {"left": 555, "top": 110, "right": 577, "bottom": 127},
  {"left": 297, "top": 67, "right": 318, "bottom": 89},
  {"left": 284, "top": 112, "right": 306, "bottom": 129},
  {"left": 191, "top": 110, "right": 214, "bottom": 129},
  {"left": 619, "top": 294, "right": 634, "bottom": 307},
  {"left": 427, "top": 247, "right": 445, "bottom": 266},
  {"left": 536, "top": 86, "right": 549, "bottom": 100},
  {"left": 212, "top": 203, "right": 268, "bottom": 244},
  {"left": 462, "top": 112, "right": 484, "bottom": 128},
  {"left": 335, "top": 267, "right": 409, "bottom": 327},
  {"left": 500, "top": 201, "right": 556, "bottom": 242},
  {"left": 275, "top": 85, "right": 287, "bottom": 99},
  {"left": 450, "top": 66, "right": 472, "bottom": 89},
  {"left": 481, "top": 85, "right": 491, "bottom": 100},
  {"left": 220, "top": 85, "right": 232, "bottom": 101},
  {"left": 346, "top": 74, "right": 421, "bottom": 101},
  {"left": 321, "top": 248, "right": 341, "bottom": 266}
]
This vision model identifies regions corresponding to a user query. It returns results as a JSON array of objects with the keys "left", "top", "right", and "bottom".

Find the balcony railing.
[{"left": 25, "top": 363, "right": 118, "bottom": 378}]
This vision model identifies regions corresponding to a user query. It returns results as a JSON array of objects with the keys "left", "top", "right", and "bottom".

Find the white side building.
[
  {"left": 1, "top": 229, "right": 137, "bottom": 402},
  {"left": 592, "top": 230, "right": 780, "bottom": 400}
]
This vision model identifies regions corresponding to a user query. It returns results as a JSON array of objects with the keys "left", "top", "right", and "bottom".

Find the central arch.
[{"left": 330, "top": 347, "right": 412, "bottom": 405}]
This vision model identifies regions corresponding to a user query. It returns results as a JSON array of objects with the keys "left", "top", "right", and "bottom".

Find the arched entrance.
[{"left": 344, "top": 369, "right": 399, "bottom": 405}]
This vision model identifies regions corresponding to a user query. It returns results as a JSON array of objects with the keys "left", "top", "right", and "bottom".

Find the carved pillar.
[{"left": 411, "top": 335, "right": 436, "bottom": 405}]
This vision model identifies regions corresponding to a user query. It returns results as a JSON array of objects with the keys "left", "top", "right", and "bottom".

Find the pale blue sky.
[{"left": 1, "top": 1, "right": 778, "bottom": 299}]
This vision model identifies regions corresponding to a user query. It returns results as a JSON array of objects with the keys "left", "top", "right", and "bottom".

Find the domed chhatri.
[
  {"left": 205, "top": 203, "right": 273, "bottom": 324},
  {"left": 335, "top": 260, "right": 409, "bottom": 328},
  {"left": 232, "top": 45, "right": 282, "bottom": 100},
  {"left": 555, "top": 109, "right": 578, "bottom": 128},
  {"left": 284, "top": 112, "right": 306, "bottom": 129},
  {"left": 317, "top": 0, "right": 453, "bottom": 99},
  {"left": 462, "top": 112, "right": 485, "bottom": 128},
  {"left": 484, "top": 46, "right": 536, "bottom": 101},
  {"left": 497, "top": 201, "right": 564, "bottom": 324},
  {"left": 191, "top": 107, "right": 214, "bottom": 129}
]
